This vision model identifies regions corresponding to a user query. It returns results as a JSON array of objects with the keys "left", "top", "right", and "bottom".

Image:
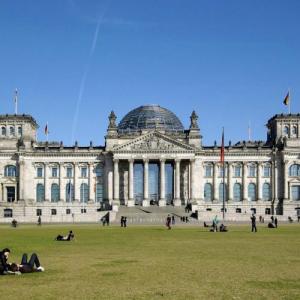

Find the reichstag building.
[{"left": 0, "top": 104, "right": 299, "bottom": 222}]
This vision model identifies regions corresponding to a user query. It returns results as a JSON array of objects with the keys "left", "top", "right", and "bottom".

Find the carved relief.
[{"left": 131, "top": 136, "right": 176, "bottom": 151}]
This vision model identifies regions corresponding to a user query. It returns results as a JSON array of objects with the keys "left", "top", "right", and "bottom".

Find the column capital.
[
  {"left": 88, "top": 162, "right": 94, "bottom": 166},
  {"left": 160, "top": 158, "right": 166, "bottom": 163},
  {"left": 113, "top": 158, "right": 119, "bottom": 163},
  {"left": 143, "top": 158, "right": 149, "bottom": 163},
  {"left": 18, "top": 160, "right": 25, "bottom": 166},
  {"left": 128, "top": 158, "right": 134, "bottom": 163},
  {"left": 175, "top": 158, "right": 181, "bottom": 163},
  {"left": 190, "top": 158, "right": 196, "bottom": 164}
]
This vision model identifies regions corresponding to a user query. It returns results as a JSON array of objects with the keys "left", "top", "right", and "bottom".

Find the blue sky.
[{"left": 0, "top": 0, "right": 299, "bottom": 146}]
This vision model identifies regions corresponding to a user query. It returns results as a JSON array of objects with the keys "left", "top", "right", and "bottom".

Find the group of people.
[
  {"left": 120, "top": 216, "right": 127, "bottom": 227},
  {"left": 0, "top": 248, "right": 44, "bottom": 275}
]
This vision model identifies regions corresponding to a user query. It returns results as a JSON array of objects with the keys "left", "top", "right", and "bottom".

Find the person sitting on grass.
[
  {"left": 55, "top": 230, "right": 75, "bottom": 241},
  {"left": 11, "top": 219, "right": 17, "bottom": 228},
  {"left": 9, "top": 253, "right": 44, "bottom": 274},
  {"left": 219, "top": 224, "right": 228, "bottom": 232},
  {"left": 0, "top": 248, "right": 11, "bottom": 275}
]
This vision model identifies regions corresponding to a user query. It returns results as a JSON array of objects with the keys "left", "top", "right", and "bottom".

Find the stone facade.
[{"left": 0, "top": 107, "right": 300, "bottom": 223}]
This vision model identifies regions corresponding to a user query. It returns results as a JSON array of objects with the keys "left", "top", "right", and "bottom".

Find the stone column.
[
  {"left": 74, "top": 163, "right": 79, "bottom": 201},
  {"left": 88, "top": 162, "right": 95, "bottom": 202},
  {"left": 127, "top": 159, "right": 135, "bottom": 207},
  {"left": 44, "top": 163, "right": 50, "bottom": 201},
  {"left": 190, "top": 159, "right": 196, "bottom": 200},
  {"left": 174, "top": 159, "right": 181, "bottom": 206},
  {"left": 257, "top": 162, "right": 262, "bottom": 201},
  {"left": 113, "top": 159, "right": 119, "bottom": 201},
  {"left": 283, "top": 160, "right": 289, "bottom": 201},
  {"left": 59, "top": 163, "right": 64, "bottom": 201},
  {"left": 112, "top": 159, "right": 120, "bottom": 211},
  {"left": 143, "top": 159, "right": 149, "bottom": 206},
  {"left": 242, "top": 162, "right": 247, "bottom": 202},
  {"left": 18, "top": 160, "right": 24, "bottom": 201},
  {"left": 159, "top": 159, "right": 166, "bottom": 206},
  {"left": 227, "top": 162, "right": 232, "bottom": 202},
  {"left": 213, "top": 162, "right": 218, "bottom": 202}
]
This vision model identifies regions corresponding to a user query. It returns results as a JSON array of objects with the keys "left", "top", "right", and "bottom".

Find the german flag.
[{"left": 283, "top": 92, "right": 290, "bottom": 106}]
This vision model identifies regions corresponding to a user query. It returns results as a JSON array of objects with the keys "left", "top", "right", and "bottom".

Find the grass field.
[{"left": 0, "top": 224, "right": 299, "bottom": 300}]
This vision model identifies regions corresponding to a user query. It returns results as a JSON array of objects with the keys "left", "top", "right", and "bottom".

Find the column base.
[
  {"left": 142, "top": 200, "right": 150, "bottom": 207},
  {"left": 127, "top": 199, "right": 135, "bottom": 207},
  {"left": 112, "top": 200, "right": 120, "bottom": 212},
  {"left": 159, "top": 199, "right": 166, "bottom": 207},
  {"left": 173, "top": 199, "right": 181, "bottom": 207}
]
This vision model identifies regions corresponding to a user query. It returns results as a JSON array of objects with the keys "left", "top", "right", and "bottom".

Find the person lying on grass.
[
  {"left": 0, "top": 248, "right": 11, "bottom": 275},
  {"left": 9, "top": 253, "right": 45, "bottom": 274},
  {"left": 55, "top": 230, "right": 75, "bottom": 241}
]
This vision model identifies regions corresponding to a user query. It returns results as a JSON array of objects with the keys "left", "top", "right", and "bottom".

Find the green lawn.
[{"left": 0, "top": 224, "right": 299, "bottom": 300}]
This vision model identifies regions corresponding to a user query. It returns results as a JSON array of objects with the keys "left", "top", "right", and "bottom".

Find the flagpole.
[
  {"left": 222, "top": 127, "right": 225, "bottom": 221},
  {"left": 289, "top": 90, "right": 291, "bottom": 114},
  {"left": 14, "top": 89, "right": 18, "bottom": 115}
]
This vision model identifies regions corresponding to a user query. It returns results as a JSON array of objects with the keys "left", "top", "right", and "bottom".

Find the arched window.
[
  {"left": 5, "top": 165, "right": 17, "bottom": 177},
  {"left": 219, "top": 183, "right": 227, "bottom": 201},
  {"left": 65, "top": 182, "right": 74, "bottom": 202},
  {"left": 10, "top": 126, "right": 15, "bottom": 136},
  {"left": 95, "top": 164, "right": 103, "bottom": 177},
  {"left": 36, "top": 184, "right": 45, "bottom": 202},
  {"left": 96, "top": 183, "right": 103, "bottom": 202},
  {"left": 289, "top": 164, "right": 300, "bottom": 177},
  {"left": 283, "top": 126, "right": 289, "bottom": 136},
  {"left": 233, "top": 183, "right": 242, "bottom": 201},
  {"left": 204, "top": 183, "right": 213, "bottom": 201},
  {"left": 80, "top": 183, "right": 89, "bottom": 203},
  {"left": 262, "top": 183, "right": 271, "bottom": 201},
  {"left": 248, "top": 183, "right": 256, "bottom": 201},
  {"left": 292, "top": 126, "right": 298, "bottom": 136},
  {"left": 51, "top": 183, "right": 60, "bottom": 202},
  {"left": 1, "top": 127, "right": 6, "bottom": 136}
]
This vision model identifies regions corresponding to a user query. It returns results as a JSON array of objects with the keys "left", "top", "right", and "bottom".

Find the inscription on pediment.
[{"left": 131, "top": 136, "right": 176, "bottom": 151}]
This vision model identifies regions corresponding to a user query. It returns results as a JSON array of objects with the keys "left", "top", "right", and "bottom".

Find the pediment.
[{"left": 113, "top": 132, "right": 195, "bottom": 153}]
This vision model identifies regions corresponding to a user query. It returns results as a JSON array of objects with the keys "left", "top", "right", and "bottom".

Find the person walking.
[
  {"left": 274, "top": 217, "right": 278, "bottom": 228},
  {"left": 171, "top": 215, "right": 175, "bottom": 225},
  {"left": 251, "top": 214, "right": 257, "bottom": 232},
  {"left": 166, "top": 215, "right": 171, "bottom": 230}
]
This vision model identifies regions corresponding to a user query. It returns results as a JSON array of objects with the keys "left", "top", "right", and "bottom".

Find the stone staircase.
[{"left": 114, "top": 206, "right": 200, "bottom": 225}]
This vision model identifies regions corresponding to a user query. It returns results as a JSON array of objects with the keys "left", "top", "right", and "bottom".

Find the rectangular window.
[
  {"left": 81, "top": 208, "right": 87, "bottom": 214},
  {"left": 51, "top": 209, "right": 57, "bottom": 215},
  {"left": 219, "top": 167, "right": 227, "bottom": 177},
  {"left": 236, "top": 208, "right": 242, "bottom": 213},
  {"left": 265, "top": 208, "right": 271, "bottom": 215},
  {"left": 234, "top": 166, "right": 241, "bottom": 177},
  {"left": 4, "top": 209, "right": 13, "bottom": 218},
  {"left": 37, "top": 167, "right": 43, "bottom": 178},
  {"left": 66, "top": 167, "right": 73, "bottom": 178},
  {"left": 248, "top": 166, "right": 256, "bottom": 177},
  {"left": 36, "top": 209, "right": 42, "bottom": 216},
  {"left": 52, "top": 167, "right": 58, "bottom": 178},
  {"left": 66, "top": 209, "right": 71, "bottom": 215},
  {"left": 264, "top": 166, "right": 271, "bottom": 177},
  {"left": 18, "top": 127, "right": 22, "bottom": 136},
  {"left": 205, "top": 165, "right": 212, "bottom": 177},
  {"left": 81, "top": 167, "right": 87, "bottom": 178}
]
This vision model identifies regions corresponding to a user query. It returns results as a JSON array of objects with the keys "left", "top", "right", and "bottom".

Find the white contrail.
[{"left": 71, "top": 7, "right": 108, "bottom": 144}]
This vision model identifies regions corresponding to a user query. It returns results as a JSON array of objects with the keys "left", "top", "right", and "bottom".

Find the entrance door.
[
  {"left": 7, "top": 187, "right": 15, "bottom": 202},
  {"left": 165, "top": 163, "right": 174, "bottom": 204},
  {"left": 134, "top": 163, "right": 144, "bottom": 205},
  {"left": 149, "top": 163, "right": 159, "bottom": 204}
]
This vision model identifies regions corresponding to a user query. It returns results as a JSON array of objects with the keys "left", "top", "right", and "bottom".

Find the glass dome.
[{"left": 118, "top": 105, "right": 184, "bottom": 134}]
